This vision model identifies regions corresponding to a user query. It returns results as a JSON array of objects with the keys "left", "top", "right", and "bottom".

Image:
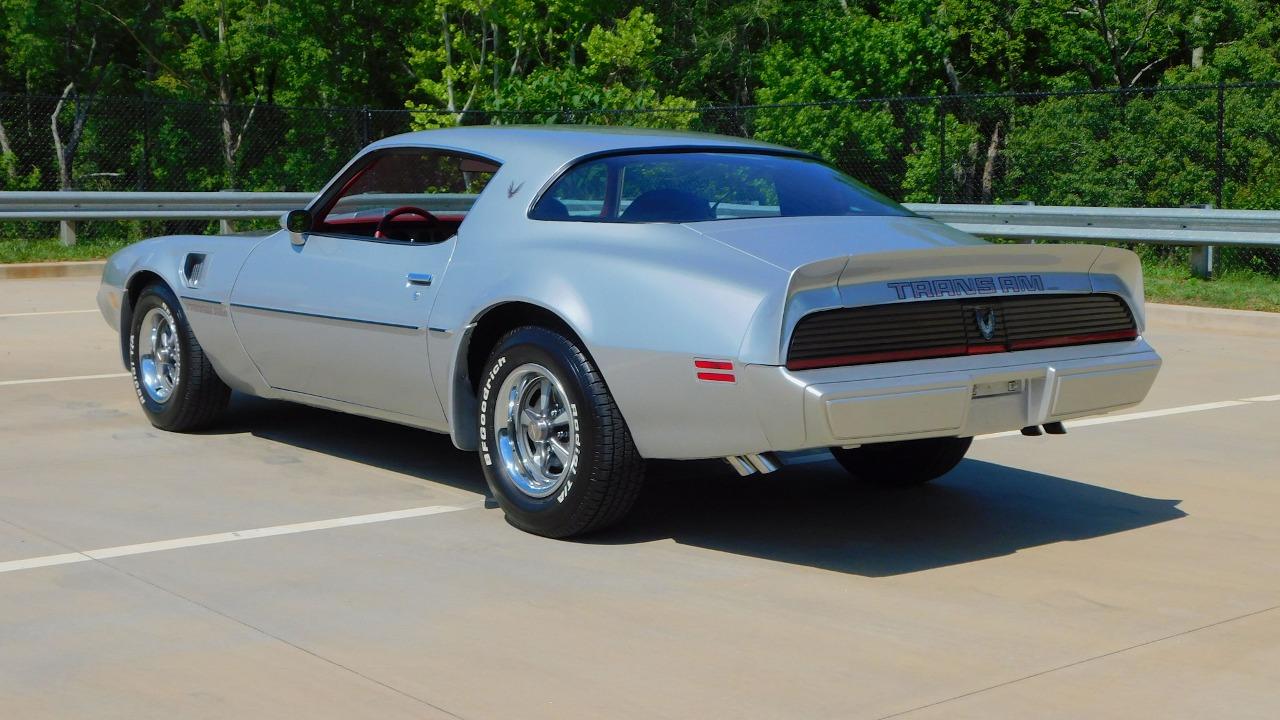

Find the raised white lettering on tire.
[{"left": 480, "top": 355, "right": 508, "bottom": 468}]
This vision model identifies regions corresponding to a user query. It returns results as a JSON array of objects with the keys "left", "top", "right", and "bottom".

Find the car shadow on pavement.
[
  {"left": 213, "top": 393, "right": 490, "bottom": 497},
  {"left": 215, "top": 393, "right": 1185, "bottom": 577},
  {"left": 594, "top": 457, "right": 1187, "bottom": 576}
]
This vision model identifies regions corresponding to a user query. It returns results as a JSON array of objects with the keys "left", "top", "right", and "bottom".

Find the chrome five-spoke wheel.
[
  {"left": 479, "top": 326, "right": 644, "bottom": 537},
  {"left": 495, "top": 363, "right": 576, "bottom": 498},
  {"left": 127, "top": 283, "right": 229, "bottom": 432},
  {"left": 137, "top": 306, "right": 181, "bottom": 404}
]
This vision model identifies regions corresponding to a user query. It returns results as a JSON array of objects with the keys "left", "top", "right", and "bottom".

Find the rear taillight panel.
[{"left": 786, "top": 294, "right": 1137, "bottom": 371}]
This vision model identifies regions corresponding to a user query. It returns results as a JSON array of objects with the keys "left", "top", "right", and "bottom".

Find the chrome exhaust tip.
[
  {"left": 1021, "top": 422, "right": 1067, "bottom": 437},
  {"left": 746, "top": 452, "right": 781, "bottom": 474},
  {"left": 724, "top": 452, "right": 782, "bottom": 476},
  {"left": 1043, "top": 421, "right": 1067, "bottom": 435}
]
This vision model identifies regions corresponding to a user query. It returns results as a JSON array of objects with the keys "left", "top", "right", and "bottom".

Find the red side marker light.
[{"left": 694, "top": 359, "right": 736, "bottom": 383}]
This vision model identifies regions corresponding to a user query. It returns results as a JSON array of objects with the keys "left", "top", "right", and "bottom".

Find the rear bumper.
[{"left": 742, "top": 339, "right": 1160, "bottom": 453}]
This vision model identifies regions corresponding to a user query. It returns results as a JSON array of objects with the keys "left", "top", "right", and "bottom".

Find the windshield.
[{"left": 530, "top": 151, "right": 913, "bottom": 223}]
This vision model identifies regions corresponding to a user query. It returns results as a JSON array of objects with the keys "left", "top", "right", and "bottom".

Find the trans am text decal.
[{"left": 887, "top": 274, "right": 1045, "bottom": 300}]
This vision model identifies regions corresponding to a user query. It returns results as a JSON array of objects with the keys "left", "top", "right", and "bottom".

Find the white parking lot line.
[
  {"left": 0, "top": 504, "right": 477, "bottom": 575},
  {"left": 1243, "top": 393, "right": 1280, "bottom": 403},
  {"left": 0, "top": 372, "right": 130, "bottom": 386},
  {"left": 752, "top": 394, "right": 1279, "bottom": 465},
  {"left": 0, "top": 308, "right": 98, "bottom": 318},
  {"left": 978, "top": 396, "right": 1275, "bottom": 439}
]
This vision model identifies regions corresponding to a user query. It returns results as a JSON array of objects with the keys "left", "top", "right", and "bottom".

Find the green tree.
[
  {"left": 406, "top": 5, "right": 696, "bottom": 128},
  {"left": 0, "top": 0, "right": 146, "bottom": 187},
  {"left": 405, "top": 0, "right": 619, "bottom": 123},
  {"left": 497, "top": 7, "right": 697, "bottom": 127},
  {"left": 749, "top": 0, "right": 946, "bottom": 195}
]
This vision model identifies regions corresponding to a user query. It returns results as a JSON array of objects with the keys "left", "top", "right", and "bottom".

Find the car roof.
[{"left": 365, "top": 125, "right": 800, "bottom": 166}]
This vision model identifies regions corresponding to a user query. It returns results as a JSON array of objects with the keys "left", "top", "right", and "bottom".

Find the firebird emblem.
[
  {"left": 974, "top": 307, "right": 997, "bottom": 340},
  {"left": 507, "top": 181, "right": 524, "bottom": 198}
]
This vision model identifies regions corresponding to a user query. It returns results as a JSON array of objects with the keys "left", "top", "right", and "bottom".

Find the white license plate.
[{"left": 972, "top": 380, "right": 1024, "bottom": 398}]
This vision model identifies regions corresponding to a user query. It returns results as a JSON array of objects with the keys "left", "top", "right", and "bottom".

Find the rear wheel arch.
[{"left": 450, "top": 301, "right": 596, "bottom": 451}]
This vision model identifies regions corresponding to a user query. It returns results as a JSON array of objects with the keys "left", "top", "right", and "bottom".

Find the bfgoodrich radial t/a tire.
[
  {"left": 830, "top": 436, "right": 972, "bottom": 488},
  {"left": 128, "top": 283, "right": 230, "bottom": 432},
  {"left": 478, "top": 326, "right": 645, "bottom": 538}
]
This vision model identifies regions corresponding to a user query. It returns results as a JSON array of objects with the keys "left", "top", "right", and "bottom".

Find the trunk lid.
[{"left": 686, "top": 215, "right": 987, "bottom": 271}]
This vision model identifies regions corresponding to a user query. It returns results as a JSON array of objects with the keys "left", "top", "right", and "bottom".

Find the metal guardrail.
[
  {"left": 909, "top": 203, "right": 1280, "bottom": 277},
  {"left": 0, "top": 191, "right": 470, "bottom": 245},
  {"left": 910, "top": 203, "right": 1280, "bottom": 249},
  {"left": 0, "top": 191, "right": 313, "bottom": 221},
  {"left": 3, "top": 192, "right": 1279, "bottom": 277}
]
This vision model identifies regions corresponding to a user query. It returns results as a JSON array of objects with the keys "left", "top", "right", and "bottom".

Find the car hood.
[{"left": 682, "top": 215, "right": 986, "bottom": 272}]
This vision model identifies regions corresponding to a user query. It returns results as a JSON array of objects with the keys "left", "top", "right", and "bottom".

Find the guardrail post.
[
  {"left": 1187, "top": 203, "right": 1215, "bottom": 279},
  {"left": 1190, "top": 246, "right": 1215, "bottom": 279},
  {"left": 59, "top": 220, "right": 77, "bottom": 246}
]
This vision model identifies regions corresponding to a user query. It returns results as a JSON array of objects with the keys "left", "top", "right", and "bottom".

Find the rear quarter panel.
[{"left": 430, "top": 214, "right": 787, "bottom": 458}]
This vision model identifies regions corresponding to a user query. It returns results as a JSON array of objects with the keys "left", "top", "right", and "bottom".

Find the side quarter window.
[{"left": 530, "top": 159, "right": 610, "bottom": 220}]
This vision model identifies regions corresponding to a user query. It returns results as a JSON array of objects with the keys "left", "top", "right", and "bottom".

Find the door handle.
[{"left": 406, "top": 273, "right": 433, "bottom": 287}]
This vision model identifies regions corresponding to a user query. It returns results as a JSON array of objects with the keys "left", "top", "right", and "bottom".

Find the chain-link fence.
[{"left": 3, "top": 83, "right": 1279, "bottom": 271}]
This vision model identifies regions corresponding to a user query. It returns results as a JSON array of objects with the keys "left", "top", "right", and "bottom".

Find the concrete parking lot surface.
[{"left": 2, "top": 275, "right": 1279, "bottom": 719}]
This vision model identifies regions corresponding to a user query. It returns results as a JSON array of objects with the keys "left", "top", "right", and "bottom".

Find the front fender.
[{"left": 100, "top": 232, "right": 274, "bottom": 394}]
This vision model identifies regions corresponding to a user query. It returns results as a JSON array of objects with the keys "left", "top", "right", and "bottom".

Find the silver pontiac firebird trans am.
[{"left": 98, "top": 126, "right": 1162, "bottom": 537}]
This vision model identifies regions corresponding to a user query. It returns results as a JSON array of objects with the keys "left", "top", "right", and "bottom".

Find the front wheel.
[
  {"left": 478, "top": 326, "right": 644, "bottom": 538},
  {"left": 128, "top": 283, "right": 230, "bottom": 432},
  {"left": 830, "top": 436, "right": 972, "bottom": 488}
]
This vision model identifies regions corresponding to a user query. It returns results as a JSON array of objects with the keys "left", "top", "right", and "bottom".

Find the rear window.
[{"left": 530, "top": 151, "right": 913, "bottom": 223}]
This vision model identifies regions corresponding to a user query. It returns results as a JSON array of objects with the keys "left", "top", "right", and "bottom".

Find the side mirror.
[{"left": 281, "top": 209, "right": 313, "bottom": 246}]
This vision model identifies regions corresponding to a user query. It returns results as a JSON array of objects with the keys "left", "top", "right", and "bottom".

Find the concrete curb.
[
  {"left": 1147, "top": 302, "right": 1280, "bottom": 338},
  {"left": 0, "top": 260, "right": 106, "bottom": 280}
]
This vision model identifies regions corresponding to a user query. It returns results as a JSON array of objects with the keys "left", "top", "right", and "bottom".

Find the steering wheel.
[{"left": 375, "top": 206, "right": 439, "bottom": 240}]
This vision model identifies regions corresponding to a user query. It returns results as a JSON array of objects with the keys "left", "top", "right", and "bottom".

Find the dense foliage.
[{"left": 0, "top": 0, "right": 1278, "bottom": 211}]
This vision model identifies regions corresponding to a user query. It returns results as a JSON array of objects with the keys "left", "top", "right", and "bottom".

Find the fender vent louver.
[{"left": 183, "top": 253, "right": 206, "bottom": 289}]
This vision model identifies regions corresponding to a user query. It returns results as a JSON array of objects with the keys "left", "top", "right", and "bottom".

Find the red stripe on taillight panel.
[
  {"left": 1008, "top": 329, "right": 1138, "bottom": 350},
  {"left": 694, "top": 359, "right": 734, "bottom": 370},
  {"left": 696, "top": 371, "right": 736, "bottom": 383},
  {"left": 787, "top": 344, "right": 972, "bottom": 370},
  {"left": 965, "top": 344, "right": 1006, "bottom": 355}
]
